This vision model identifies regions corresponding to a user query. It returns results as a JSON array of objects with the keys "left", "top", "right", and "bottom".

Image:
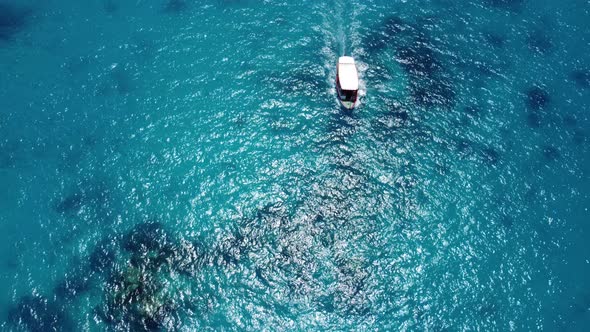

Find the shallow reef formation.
[
  {"left": 484, "top": 32, "right": 507, "bottom": 48},
  {"left": 53, "top": 267, "right": 92, "bottom": 301},
  {"left": 484, "top": 0, "right": 526, "bottom": 11},
  {"left": 102, "top": 0, "right": 119, "bottom": 13},
  {"left": 221, "top": 203, "right": 374, "bottom": 316},
  {"left": 7, "top": 295, "right": 72, "bottom": 332},
  {"left": 570, "top": 69, "right": 590, "bottom": 89},
  {"left": 541, "top": 145, "right": 560, "bottom": 161},
  {"left": 364, "top": 16, "right": 455, "bottom": 108},
  {"left": 527, "top": 28, "right": 553, "bottom": 55},
  {"left": 53, "top": 181, "right": 114, "bottom": 227},
  {"left": 0, "top": 3, "right": 31, "bottom": 41},
  {"left": 524, "top": 85, "right": 551, "bottom": 127},
  {"left": 7, "top": 220, "right": 204, "bottom": 331},
  {"left": 97, "top": 264, "right": 182, "bottom": 330},
  {"left": 5, "top": 195, "right": 382, "bottom": 329},
  {"left": 94, "top": 222, "right": 203, "bottom": 330},
  {"left": 163, "top": 0, "right": 188, "bottom": 14},
  {"left": 454, "top": 139, "right": 502, "bottom": 166}
]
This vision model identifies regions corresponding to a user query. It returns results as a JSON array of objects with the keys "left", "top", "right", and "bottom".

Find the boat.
[{"left": 336, "top": 56, "right": 359, "bottom": 110}]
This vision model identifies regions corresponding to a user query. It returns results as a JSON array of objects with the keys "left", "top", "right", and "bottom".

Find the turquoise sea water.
[{"left": 1, "top": 0, "right": 589, "bottom": 330}]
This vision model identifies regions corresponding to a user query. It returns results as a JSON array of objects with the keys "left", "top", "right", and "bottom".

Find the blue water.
[{"left": 1, "top": 0, "right": 589, "bottom": 330}]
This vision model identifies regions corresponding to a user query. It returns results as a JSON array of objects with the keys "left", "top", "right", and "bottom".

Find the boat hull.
[{"left": 336, "top": 57, "right": 359, "bottom": 110}]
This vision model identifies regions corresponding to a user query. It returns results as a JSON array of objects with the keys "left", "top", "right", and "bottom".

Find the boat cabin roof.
[{"left": 338, "top": 56, "right": 359, "bottom": 91}]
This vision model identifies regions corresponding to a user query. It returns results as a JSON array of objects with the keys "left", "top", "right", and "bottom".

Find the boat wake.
[{"left": 318, "top": 0, "right": 366, "bottom": 107}]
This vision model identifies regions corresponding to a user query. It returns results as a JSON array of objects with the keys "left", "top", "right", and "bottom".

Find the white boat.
[{"left": 336, "top": 56, "right": 359, "bottom": 110}]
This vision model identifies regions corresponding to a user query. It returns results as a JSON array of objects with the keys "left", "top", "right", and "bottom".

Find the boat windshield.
[{"left": 340, "top": 89, "right": 357, "bottom": 102}]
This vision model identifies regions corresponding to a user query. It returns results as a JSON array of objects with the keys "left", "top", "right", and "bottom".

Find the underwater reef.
[
  {"left": 0, "top": 3, "right": 31, "bottom": 41},
  {"left": 7, "top": 221, "right": 205, "bottom": 331},
  {"left": 364, "top": 16, "right": 456, "bottom": 108},
  {"left": 6, "top": 200, "right": 377, "bottom": 329}
]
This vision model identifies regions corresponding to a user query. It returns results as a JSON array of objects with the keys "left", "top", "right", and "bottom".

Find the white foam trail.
[
  {"left": 317, "top": 0, "right": 367, "bottom": 104},
  {"left": 346, "top": 0, "right": 368, "bottom": 105},
  {"left": 316, "top": 1, "right": 338, "bottom": 99},
  {"left": 334, "top": 0, "right": 347, "bottom": 56}
]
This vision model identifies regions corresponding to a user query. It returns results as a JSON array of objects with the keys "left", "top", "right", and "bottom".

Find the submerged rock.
[
  {"left": 484, "top": 0, "right": 525, "bottom": 11},
  {"left": 54, "top": 192, "right": 85, "bottom": 214},
  {"left": 123, "top": 221, "right": 175, "bottom": 256},
  {"left": 8, "top": 295, "right": 71, "bottom": 332},
  {"left": 527, "top": 29, "right": 554, "bottom": 54},
  {"left": 89, "top": 238, "right": 119, "bottom": 274},
  {"left": 570, "top": 69, "right": 590, "bottom": 89},
  {"left": 93, "top": 221, "right": 205, "bottom": 330},
  {"left": 98, "top": 265, "right": 174, "bottom": 330},
  {"left": 542, "top": 145, "right": 560, "bottom": 161},
  {"left": 362, "top": 15, "right": 456, "bottom": 108},
  {"left": 410, "top": 79, "right": 455, "bottom": 107},
  {"left": 480, "top": 147, "right": 501, "bottom": 165},
  {"left": 54, "top": 182, "right": 112, "bottom": 216},
  {"left": 102, "top": 0, "right": 119, "bottom": 13},
  {"left": 484, "top": 32, "right": 506, "bottom": 48},
  {"left": 163, "top": 0, "right": 188, "bottom": 13},
  {"left": 525, "top": 86, "right": 550, "bottom": 111},
  {"left": 525, "top": 85, "right": 551, "bottom": 127},
  {"left": 53, "top": 270, "right": 91, "bottom": 300},
  {"left": 0, "top": 3, "right": 31, "bottom": 41}
]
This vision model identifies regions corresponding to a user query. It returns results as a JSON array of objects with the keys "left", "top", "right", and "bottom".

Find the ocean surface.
[{"left": 0, "top": 0, "right": 589, "bottom": 330}]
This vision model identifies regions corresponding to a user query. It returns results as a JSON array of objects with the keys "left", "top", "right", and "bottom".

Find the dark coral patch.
[
  {"left": 525, "top": 86, "right": 550, "bottom": 112},
  {"left": 570, "top": 70, "right": 590, "bottom": 89},
  {"left": 110, "top": 64, "right": 134, "bottom": 95},
  {"left": 97, "top": 266, "right": 180, "bottom": 331},
  {"left": 526, "top": 112, "right": 541, "bottom": 128},
  {"left": 54, "top": 184, "right": 111, "bottom": 216},
  {"left": 485, "top": 0, "right": 525, "bottom": 10},
  {"left": 54, "top": 192, "right": 85, "bottom": 214},
  {"left": 364, "top": 16, "right": 455, "bottom": 108},
  {"left": 216, "top": 232, "right": 249, "bottom": 266},
  {"left": 103, "top": 0, "right": 119, "bottom": 13},
  {"left": 122, "top": 222, "right": 175, "bottom": 259},
  {"left": 163, "top": 0, "right": 188, "bottom": 13},
  {"left": 524, "top": 86, "right": 550, "bottom": 127},
  {"left": 456, "top": 139, "right": 473, "bottom": 156},
  {"left": 410, "top": 79, "right": 455, "bottom": 108},
  {"left": 8, "top": 295, "right": 71, "bottom": 332},
  {"left": 90, "top": 238, "right": 118, "bottom": 274},
  {"left": 573, "top": 130, "right": 586, "bottom": 145},
  {"left": 562, "top": 115, "right": 577, "bottom": 127},
  {"left": 397, "top": 44, "right": 441, "bottom": 78},
  {"left": 527, "top": 29, "right": 553, "bottom": 54},
  {"left": 484, "top": 32, "right": 506, "bottom": 48},
  {"left": 499, "top": 215, "right": 514, "bottom": 228},
  {"left": 54, "top": 272, "right": 91, "bottom": 300},
  {"left": 392, "top": 109, "right": 409, "bottom": 122},
  {"left": 480, "top": 147, "right": 501, "bottom": 165},
  {"left": 93, "top": 221, "right": 203, "bottom": 330},
  {"left": 542, "top": 145, "right": 560, "bottom": 161},
  {"left": 0, "top": 3, "right": 31, "bottom": 41}
]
